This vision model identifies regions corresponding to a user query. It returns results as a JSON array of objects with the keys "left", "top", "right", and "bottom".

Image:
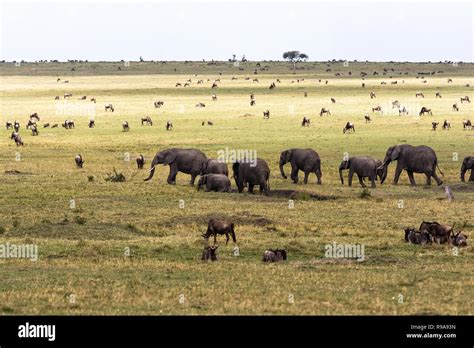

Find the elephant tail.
[{"left": 436, "top": 163, "right": 444, "bottom": 177}]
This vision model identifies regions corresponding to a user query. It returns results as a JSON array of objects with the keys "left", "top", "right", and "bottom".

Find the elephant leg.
[
  {"left": 469, "top": 170, "right": 474, "bottom": 182},
  {"left": 315, "top": 169, "right": 322, "bottom": 185},
  {"left": 248, "top": 184, "right": 255, "bottom": 194},
  {"left": 407, "top": 171, "right": 416, "bottom": 186},
  {"left": 370, "top": 175, "right": 376, "bottom": 188},
  {"left": 303, "top": 171, "right": 309, "bottom": 184},
  {"left": 190, "top": 173, "right": 198, "bottom": 186},
  {"left": 167, "top": 165, "right": 178, "bottom": 185},
  {"left": 214, "top": 234, "right": 217, "bottom": 245},
  {"left": 290, "top": 166, "right": 299, "bottom": 183},
  {"left": 348, "top": 170, "right": 354, "bottom": 187},
  {"left": 432, "top": 171, "right": 443, "bottom": 186},
  {"left": 225, "top": 233, "right": 229, "bottom": 245},
  {"left": 425, "top": 172, "right": 432, "bottom": 186},
  {"left": 357, "top": 174, "right": 366, "bottom": 188},
  {"left": 393, "top": 163, "right": 403, "bottom": 185}
]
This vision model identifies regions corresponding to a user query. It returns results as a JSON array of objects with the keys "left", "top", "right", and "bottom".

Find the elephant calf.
[
  {"left": 201, "top": 159, "right": 229, "bottom": 176},
  {"left": 202, "top": 219, "right": 236, "bottom": 245},
  {"left": 339, "top": 156, "right": 384, "bottom": 188},
  {"left": 201, "top": 245, "right": 218, "bottom": 261},
  {"left": 280, "top": 149, "right": 322, "bottom": 185},
  {"left": 197, "top": 174, "right": 231, "bottom": 192},
  {"left": 404, "top": 228, "right": 432, "bottom": 245},
  {"left": 262, "top": 249, "right": 287, "bottom": 262},
  {"left": 419, "top": 221, "right": 452, "bottom": 244},
  {"left": 233, "top": 159, "right": 270, "bottom": 195},
  {"left": 460, "top": 156, "right": 474, "bottom": 182}
]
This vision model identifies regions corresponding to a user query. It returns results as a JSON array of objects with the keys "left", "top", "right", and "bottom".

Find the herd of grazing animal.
[{"left": 404, "top": 221, "right": 468, "bottom": 247}]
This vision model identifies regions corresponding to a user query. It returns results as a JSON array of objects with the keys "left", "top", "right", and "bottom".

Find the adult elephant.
[
  {"left": 197, "top": 174, "right": 231, "bottom": 192},
  {"left": 339, "top": 156, "right": 385, "bottom": 188},
  {"left": 460, "top": 156, "right": 474, "bottom": 182},
  {"left": 279, "top": 148, "right": 322, "bottom": 184},
  {"left": 201, "top": 159, "right": 229, "bottom": 176},
  {"left": 144, "top": 148, "right": 207, "bottom": 185},
  {"left": 233, "top": 159, "right": 270, "bottom": 195},
  {"left": 378, "top": 145, "right": 443, "bottom": 186}
]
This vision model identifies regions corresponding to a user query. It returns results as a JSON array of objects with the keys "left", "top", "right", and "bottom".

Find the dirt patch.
[
  {"left": 269, "top": 189, "right": 338, "bottom": 201},
  {"left": 4, "top": 170, "right": 33, "bottom": 175},
  {"left": 440, "top": 183, "right": 474, "bottom": 193},
  {"left": 240, "top": 113, "right": 256, "bottom": 118}
]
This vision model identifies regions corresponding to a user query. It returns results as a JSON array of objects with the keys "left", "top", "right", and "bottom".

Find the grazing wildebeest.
[
  {"left": 202, "top": 219, "right": 236, "bottom": 245},
  {"left": 450, "top": 232, "right": 468, "bottom": 247},
  {"left": 55, "top": 96, "right": 60, "bottom": 100},
  {"left": 462, "top": 120, "right": 472, "bottom": 130},
  {"left": 364, "top": 114, "right": 371, "bottom": 123},
  {"left": 90, "top": 97, "right": 96, "bottom": 103},
  {"left": 141, "top": 116, "right": 153, "bottom": 126},
  {"left": 304, "top": 91, "right": 308, "bottom": 97},
  {"left": 431, "top": 121, "right": 439, "bottom": 131},
  {"left": 415, "top": 92, "right": 424, "bottom": 98},
  {"left": 30, "top": 124, "right": 39, "bottom": 136},
  {"left": 419, "top": 221, "right": 452, "bottom": 244},
  {"left": 6, "top": 121, "right": 13, "bottom": 130},
  {"left": 184, "top": 83, "right": 190, "bottom": 87},
  {"left": 372, "top": 106, "right": 383, "bottom": 114},
  {"left": 75, "top": 154, "right": 84, "bottom": 168},
  {"left": 362, "top": 83, "right": 365, "bottom": 88},
  {"left": 331, "top": 98, "right": 336, "bottom": 104},
  {"left": 211, "top": 94, "right": 217, "bottom": 101},
  {"left": 253, "top": 78, "right": 259, "bottom": 83},
  {"left": 452, "top": 103, "right": 459, "bottom": 111},
  {"left": 398, "top": 106, "right": 408, "bottom": 116},
  {"left": 442, "top": 120, "right": 451, "bottom": 130},
  {"left": 447, "top": 78, "right": 453, "bottom": 83},
  {"left": 392, "top": 100, "right": 400, "bottom": 109},
  {"left": 105, "top": 104, "right": 114, "bottom": 112},
  {"left": 51, "top": 124, "right": 58, "bottom": 128},
  {"left": 320, "top": 108, "right": 331, "bottom": 116},
  {"left": 435, "top": 92, "right": 442, "bottom": 98},
  {"left": 64, "top": 93, "right": 72, "bottom": 99},
  {"left": 201, "top": 245, "right": 218, "bottom": 261},
  {"left": 460, "top": 96, "right": 470, "bottom": 103},
  {"left": 211, "top": 82, "right": 218, "bottom": 88},
  {"left": 301, "top": 117, "right": 311, "bottom": 127},
  {"left": 10, "top": 132, "right": 24, "bottom": 146},
  {"left": 79, "top": 95, "right": 87, "bottom": 100},
  {"left": 154, "top": 100, "right": 164, "bottom": 108},
  {"left": 262, "top": 249, "right": 287, "bottom": 262},
  {"left": 269, "top": 82, "right": 276, "bottom": 89},
  {"left": 195, "top": 102, "right": 206, "bottom": 108},
  {"left": 62, "top": 120, "right": 75, "bottom": 129},
  {"left": 122, "top": 121, "right": 129, "bottom": 132},
  {"left": 250, "top": 100, "right": 256, "bottom": 106},
  {"left": 89, "top": 119, "right": 95, "bottom": 128},
  {"left": 26, "top": 119, "right": 36, "bottom": 130},
  {"left": 43, "top": 123, "right": 50, "bottom": 128},
  {"left": 166, "top": 121, "right": 173, "bottom": 131},
  {"left": 391, "top": 81, "right": 398, "bottom": 85},
  {"left": 176, "top": 83, "right": 182, "bottom": 87},
  {"left": 404, "top": 228, "right": 432, "bottom": 245},
  {"left": 136, "top": 155, "right": 145, "bottom": 169},
  {"left": 14, "top": 121, "right": 20, "bottom": 132},
  {"left": 343, "top": 122, "right": 355, "bottom": 134},
  {"left": 419, "top": 107, "right": 432, "bottom": 116},
  {"left": 263, "top": 110, "right": 270, "bottom": 119}
]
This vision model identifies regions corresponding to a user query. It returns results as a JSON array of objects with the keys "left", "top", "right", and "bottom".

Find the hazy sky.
[{"left": 1, "top": 0, "right": 473, "bottom": 62}]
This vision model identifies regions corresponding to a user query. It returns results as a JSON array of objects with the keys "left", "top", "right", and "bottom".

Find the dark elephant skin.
[
  {"left": 339, "top": 156, "right": 385, "bottom": 188},
  {"left": 197, "top": 174, "right": 231, "bottom": 192},
  {"left": 379, "top": 144, "right": 443, "bottom": 186},
  {"left": 279, "top": 148, "right": 322, "bottom": 184},
  {"left": 201, "top": 159, "right": 229, "bottom": 176},
  {"left": 419, "top": 221, "right": 452, "bottom": 244},
  {"left": 460, "top": 156, "right": 474, "bottom": 182},
  {"left": 233, "top": 159, "right": 270, "bottom": 195},
  {"left": 144, "top": 148, "right": 207, "bottom": 185}
]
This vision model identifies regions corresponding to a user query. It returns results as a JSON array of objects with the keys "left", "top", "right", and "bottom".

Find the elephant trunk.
[
  {"left": 380, "top": 164, "right": 388, "bottom": 184},
  {"left": 339, "top": 167, "right": 345, "bottom": 185},
  {"left": 460, "top": 167, "right": 466, "bottom": 182},
  {"left": 144, "top": 156, "right": 159, "bottom": 181},
  {"left": 279, "top": 162, "right": 287, "bottom": 179}
]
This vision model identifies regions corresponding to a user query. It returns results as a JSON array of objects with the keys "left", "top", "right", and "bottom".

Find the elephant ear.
[
  {"left": 285, "top": 150, "right": 292, "bottom": 163},
  {"left": 163, "top": 150, "right": 177, "bottom": 165},
  {"left": 391, "top": 146, "right": 401, "bottom": 161}
]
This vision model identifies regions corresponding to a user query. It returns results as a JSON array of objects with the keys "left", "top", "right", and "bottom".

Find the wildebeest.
[
  {"left": 435, "top": 92, "right": 442, "bottom": 98},
  {"left": 166, "top": 120, "right": 173, "bottom": 131},
  {"left": 269, "top": 82, "right": 276, "bottom": 89},
  {"left": 364, "top": 114, "right": 371, "bottom": 123},
  {"left": 10, "top": 132, "right": 24, "bottom": 146},
  {"left": 331, "top": 98, "right": 336, "bottom": 104},
  {"left": 79, "top": 95, "right": 87, "bottom": 100},
  {"left": 372, "top": 106, "right": 383, "bottom": 114},
  {"left": 320, "top": 108, "right": 331, "bottom": 116},
  {"left": 447, "top": 78, "right": 453, "bottom": 83},
  {"left": 64, "top": 93, "right": 72, "bottom": 99},
  {"left": 14, "top": 121, "right": 20, "bottom": 132},
  {"left": 250, "top": 100, "right": 256, "bottom": 106},
  {"left": 26, "top": 119, "right": 36, "bottom": 130},
  {"left": 460, "top": 96, "right": 470, "bottom": 103},
  {"left": 392, "top": 100, "right": 400, "bottom": 109},
  {"left": 62, "top": 120, "right": 75, "bottom": 129},
  {"left": 122, "top": 121, "right": 129, "bottom": 132},
  {"left": 6, "top": 121, "right": 13, "bottom": 130},
  {"left": 51, "top": 124, "right": 58, "bottom": 128},
  {"left": 30, "top": 113, "right": 40, "bottom": 121},
  {"left": 415, "top": 92, "right": 424, "bottom": 98},
  {"left": 87, "top": 119, "right": 95, "bottom": 128},
  {"left": 30, "top": 124, "right": 39, "bottom": 136},
  {"left": 343, "top": 122, "right": 355, "bottom": 134},
  {"left": 176, "top": 83, "right": 182, "bottom": 87},
  {"left": 262, "top": 249, "right": 287, "bottom": 262},
  {"left": 201, "top": 245, "right": 218, "bottom": 261},
  {"left": 450, "top": 232, "right": 468, "bottom": 247},
  {"left": 75, "top": 154, "right": 84, "bottom": 168},
  {"left": 398, "top": 106, "right": 408, "bottom": 116},
  {"left": 136, "top": 155, "right": 145, "bottom": 169},
  {"left": 105, "top": 104, "right": 114, "bottom": 112},
  {"left": 404, "top": 228, "right": 432, "bottom": 245},
  {"left": 202, "top": 219, "right": 236, "bottom": 245},
  {"left": 432, "top": 121, "right": 439, "bottom": 131},
  {"left": 419, "top": 221, "right": 452, "bottom": 244},
  {"left": 263, "top": 110, "right": 270, "bottom": 119},
  {"left": 301, "top": 117, "right": 311, "bottom": 127},
  {"left": 442, "top": 120, "right": 451, "bottom": 130},
  {"left": 211, "top": 94, "right": 217, "bottom": 101},
  {"left": 90, "top": 97, "right": 96, "bottom": 103},
  {"left": 370, "top": 91, "right": 376, "bottom": 99},
  {"left": 452, "top": 103, "right": 459, "bottom": 111},
  {"left": 419, "top": 107, "right": 432, "bottom": 116},
  {"left": 154, "top": 100, "right": 164, "bottom": 108},
  {"left": 463, "top": 120, "right": 472, "bottom": 130},
  {"left": 211, "top": 82, "right": 218, "bottom": 88},
  {"left": 141, "top": 116, "right": 153, "bottom": 126},
  {"left": 195, "top": 102, "right": 206, "bottom": 108},
  {"left": 55, "top": 96, "right": 60, "bottom": 100}
]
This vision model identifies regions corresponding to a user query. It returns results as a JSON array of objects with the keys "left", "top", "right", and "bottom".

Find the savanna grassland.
[{"left": 0, "top": 61, "right": 473, "bottom": 315}]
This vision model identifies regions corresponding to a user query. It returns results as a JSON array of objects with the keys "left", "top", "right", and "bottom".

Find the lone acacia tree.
[{"left": 283, "top": 51, "right": 308, "bottom": 73}]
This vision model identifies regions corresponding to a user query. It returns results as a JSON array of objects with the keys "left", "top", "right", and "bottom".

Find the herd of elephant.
[{"left": 141, "top": 145, "right": 474, "bottom": 194}]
